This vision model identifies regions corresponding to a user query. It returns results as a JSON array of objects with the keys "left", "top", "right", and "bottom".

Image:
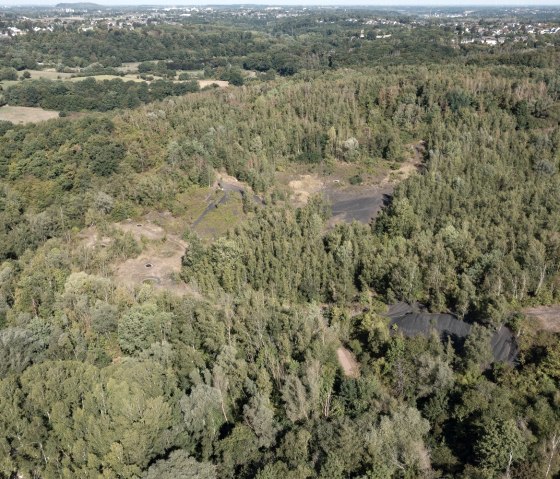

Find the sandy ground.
[
  {"left": 0, "top": 105, "right": 59, "bottom": 124},
  {"left": 288, "top": 174, "right": 324, "bottom": 206},
  {"left": 336, "top": 347, "right": 360, "bottom": 378},
  {"left": 80, "top": 218, "right": 195, "bottom": 296},
  {"left": 523, "top": 305, "right": 560, "bottom": 333},
  {"left": 113, "top": 219, "right": 192, "bottom": 295}
]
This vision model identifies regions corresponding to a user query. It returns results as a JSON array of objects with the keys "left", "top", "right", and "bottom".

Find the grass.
[
  {"left": 26, "top": 70, "right": 74, "bottom": 80},
  {"left": 0, "top": 105, "right": 59, "bottom": 124},
  {"left": 116, "top": 62, "right": 140, "bottom": 73},
  {"left": 177, "top": 69, "right": 205, "bottom": 78},
  {"left": 0, "top": 80, "right": 19, "bottom": 89},
  {"left": 1, "top": 71, "right": 226, "bottom": 91},
  {"left": 68, "top": 74, "right": 144, "bottom": 83},
  {"left": 194, "top": 193, "right": 245, "bottom": 240},
  {"left": 173, "top": 187, "right": 216, "bottom": 224}
]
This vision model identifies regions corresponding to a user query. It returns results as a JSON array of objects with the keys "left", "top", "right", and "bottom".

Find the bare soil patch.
[
  {"left": 78, "top": 226, "right": 113, "bottom": 249},
  {"left": 79, "top": 216, "right": 195, "bottom": 297},
  {"left": 114, "top": 219, "right": 192, "bottom": 296},
  {"left": 115, "top": 243, "right": 192, "bottom": 296},
  {"left": 0, "top": 105, "right": 59, "bottom": 124},
  {"left": 288, "top": 174, "right": 325, "bottom": 206},
  {"left": 523, "top": 305, "right": 560, "bottom": 333},
  {"left": 337, "top": 347, "right": 360, "bottom": 378},
  {"left": 379, "top": 143, "right": 424, "bottom": 187}
]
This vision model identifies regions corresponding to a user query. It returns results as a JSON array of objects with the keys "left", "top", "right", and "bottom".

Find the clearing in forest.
[
  {"left": 0, "top": 105, "right": 59, "bottom": 124},
  {"left": 113, "top": 218, "right": 193, "bottom": 296},
  {"left": 288, "top": 174, "right": 325, "bottom": 207},
  {"left": 80, "top": 216, "right": 196, "bottom": 296},
  {"left": 337, "top": 347, "right": 360, "bottom": 378},
  {"left": 22, "top": 69, "right": 74, "bottom": 80},
  {"left": 198, "top": 79, "right": 229, "bottom": 88},
  {"left": 282, "top": 142, "right": 424, "bottom": 225},
  {"left": 523, "top": 305, "right": 560, "bottom": 333},
  {"left": 188, "top": 174, "right": 252, "bottom": 239},
  {"left": 116, "top": 62, "right": 141, "bottom": 73}
]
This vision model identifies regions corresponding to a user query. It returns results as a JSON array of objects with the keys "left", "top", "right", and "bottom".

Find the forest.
[
  {"left": 1, "top": 6, "right": 560, "bottom": 479},
  {"left": 1, "top": 10, "right": 559, "bottom": 113},
  {"left": 2, "top": 77, "right": 200, "bottom": 112}
]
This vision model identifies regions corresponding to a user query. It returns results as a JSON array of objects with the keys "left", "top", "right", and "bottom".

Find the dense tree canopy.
[{"left": 1, "top": 9, "right": 560, "bottom": 479}]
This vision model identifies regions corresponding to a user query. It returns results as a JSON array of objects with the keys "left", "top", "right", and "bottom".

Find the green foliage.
[
  {"left": 365, "top": 406, "right": 432, "bottom": 477},
  {"left": 144, "top": 450, "right": 217, "bottom": 479},
  {"left": 118, "top": 302, "right": 173, "bottom": 355},
  {"left": 85, "top": 138, "right": 125, "bottom": 176},
  {"left": 1, "top": 14, "right": 560, "bottom": 479},
  {"left": 474, "top": 418, "right": 528, "bottom": 473},
  {"left": 0, "top": 359, "right": 183, "bottom": 478},
  {"left": 4, "top": 77, "right": 199, "bottom": 112},
  {"left": 0, "top": 68, "right": 17, "bottom": 81}
]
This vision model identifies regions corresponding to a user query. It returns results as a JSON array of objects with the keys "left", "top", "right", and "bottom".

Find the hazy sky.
[{"left": 2, "top": 0, "right": 560, "bottom": 6}]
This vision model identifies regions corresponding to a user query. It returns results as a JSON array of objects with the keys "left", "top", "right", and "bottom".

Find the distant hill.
[{"left": 55, "top": 3, "right": 105, "bottom": 9}]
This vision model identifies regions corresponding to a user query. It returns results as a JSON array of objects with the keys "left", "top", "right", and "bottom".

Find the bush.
[
  {"left": 349, "top": 174, "right": 363, "bottom": 185},
  {"left": 0, "top": 68, "right": 17, "bottom": 81}
]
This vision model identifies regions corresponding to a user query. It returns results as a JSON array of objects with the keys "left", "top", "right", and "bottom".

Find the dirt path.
[{"left": 336, "top": 347, "right": 360, "bottom": 378}]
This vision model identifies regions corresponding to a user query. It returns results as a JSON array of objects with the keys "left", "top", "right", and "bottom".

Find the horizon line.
[{"left": 3, "top": 2, "right": 560, "bottom": 6}]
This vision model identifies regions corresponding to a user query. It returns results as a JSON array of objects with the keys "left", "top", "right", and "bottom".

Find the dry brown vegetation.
[
  {"left": 288, "top": 174, "right": 325, "bottom": 206},
  {"left": 523, "top": 305, "right": 560, "bottom": 332},
  {"left": 0, "top": 105, "right": 59, "bottom": 124},
  {"left": 198, "top": 79, "right": 229, "bottom": 88}
]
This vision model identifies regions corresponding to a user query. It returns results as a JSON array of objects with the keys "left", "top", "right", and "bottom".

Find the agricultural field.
[
  {"left": 198, "top": 79, "right": 229, "bottom": 88},
  {"left": 25, "top": 69, "right": 74, "bottom": 80},
  {"left": 0, "top": 105, "right": 59, "bottom": 123}
]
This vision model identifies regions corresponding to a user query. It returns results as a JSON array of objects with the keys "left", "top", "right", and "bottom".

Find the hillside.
[{"left": 1, "top": 7, "right": 560, "bottom": 479}]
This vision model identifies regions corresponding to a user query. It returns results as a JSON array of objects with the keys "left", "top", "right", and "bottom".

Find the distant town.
[{"left": 1, "top": 4, "right": 559, "bottom": 47}]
